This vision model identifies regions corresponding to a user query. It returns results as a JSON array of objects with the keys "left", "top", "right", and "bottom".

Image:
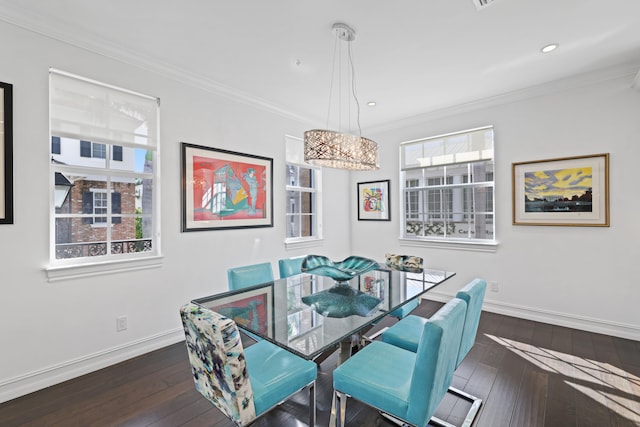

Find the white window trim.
[
  {"left": 398, "top": 237, "right": 498, "bottom": 252},
  {"left": 90, "top": 188, "right": 110, "bottom": 227},
  {"left": 48, "top": 69, "right": 162, "bottom": 278},
  {"left": 284, "top": 134, "right": 323, "bottom": 248},
  {"left": 46, "top": 256, "right": 164, "bottom": 282},
  {"left": 398, "top": 126, "right": 497, "bottom": 250},
  {"left": 284, "top": 165, "right": 324, "bottom": 245}
]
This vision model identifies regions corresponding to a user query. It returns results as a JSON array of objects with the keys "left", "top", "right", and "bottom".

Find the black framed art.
[
  {"left": 181, "top": 142, "right": 273, "bottom": 231},
  {"left": 0, "top": 81, "right": 13, "bottom": 225},
  {"left": 357, "top": 179, "right": 390, "bottom": 221}
]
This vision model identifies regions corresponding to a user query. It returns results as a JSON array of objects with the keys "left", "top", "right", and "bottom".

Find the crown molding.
[
  {"left": 367, "top": 61, "right": 640, "bottom": 134},
  {"left": 0, "top": 6, "right": 316, "bottom": 126},
  {"left": 633, "top": 69, "right": 640, "bottom": 91},
  {"left": 1, "top": 5, "right": 637, "bottom": 133}
]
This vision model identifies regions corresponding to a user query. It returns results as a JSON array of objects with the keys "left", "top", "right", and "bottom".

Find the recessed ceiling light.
[
  {"left": 541, "top": 43, "right": 558, "bottom": 53},
  {"left": 367, "top": 101, "right": 377, "bottom": 107}
]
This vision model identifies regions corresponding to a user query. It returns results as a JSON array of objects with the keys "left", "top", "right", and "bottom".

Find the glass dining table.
[{"left": 192, "top": 263, "right": 455, "bottom": 365}]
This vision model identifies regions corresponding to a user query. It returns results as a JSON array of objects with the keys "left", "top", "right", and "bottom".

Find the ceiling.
[{"left": 1, "top": 0, "right": 640, "bottom": 131}]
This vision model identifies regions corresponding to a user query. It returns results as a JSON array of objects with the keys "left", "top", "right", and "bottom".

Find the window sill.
[
  {"left": 284, "top": 238, "right": 324, "bottom": 251},
  {"left": 399, "top": 237, "right": 498, "bottom": 253},
  {"left": 46, "top": 255, "right": 164, "bottom": 282}
]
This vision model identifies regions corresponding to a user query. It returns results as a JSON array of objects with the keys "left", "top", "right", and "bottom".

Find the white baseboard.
[
  {"left": 3, "top": 297, "right": 638, "bottom": 405},
  {"left": 423, "top": 292, "right": 640, "bottom": 342},
  {"left": 0, "top": 328, "right": 184, "bottom": 404}
]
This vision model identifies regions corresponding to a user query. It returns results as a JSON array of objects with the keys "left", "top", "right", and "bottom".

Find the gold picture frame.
[{"left": 512, "top": 153, "right": 609, "bottom": 226}]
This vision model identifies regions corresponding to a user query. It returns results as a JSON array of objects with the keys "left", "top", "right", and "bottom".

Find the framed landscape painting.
[
  {"left": 512, "top": 153, "right": 609, "bottom": 226},
  {"left": 357, "top": 179, "right": 390, "bottom": 221},
  {"left": 0, "top": 81, "right": 13, "bottom": 224},
  {"left": 181, "top": 143, "right": 273, "bottom": 231}
]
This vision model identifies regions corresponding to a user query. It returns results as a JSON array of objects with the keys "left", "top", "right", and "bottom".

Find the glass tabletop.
[{"left": 192, "top": 263, "right": 455, "bottom": 360}]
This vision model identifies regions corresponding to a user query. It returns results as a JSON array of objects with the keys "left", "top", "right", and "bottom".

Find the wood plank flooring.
[{"left": 1, "top": 300, "right": 639, "bottom": 426}]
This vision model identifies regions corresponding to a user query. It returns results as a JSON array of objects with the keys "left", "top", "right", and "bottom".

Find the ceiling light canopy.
[{"left": 304, "top": 22, "right": 379, "bottom": 171}]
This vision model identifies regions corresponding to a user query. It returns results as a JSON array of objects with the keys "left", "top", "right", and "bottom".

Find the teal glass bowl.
[
  {"left": 302, "top": 285, "right": 381, "bottom": 318},
  {"left": 301, "top": 255, "right": 379, "bottom": 282}
]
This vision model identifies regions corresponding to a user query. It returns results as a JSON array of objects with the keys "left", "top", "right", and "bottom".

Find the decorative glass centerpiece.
[
  {"left": 384, "top": 253, "right": 424, "bottom": 273},
  {"left": 302, "top": 285, "right": 381, "bottom": 318},
  {"left": 301, "top": 255, "right": 379, "bottom": 284},
  {"left": 300, "top": 255, "right": 382, "bottom": 318}
]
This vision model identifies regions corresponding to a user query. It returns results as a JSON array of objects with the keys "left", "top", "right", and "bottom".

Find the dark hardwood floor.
[{"left": 2, "top": 300, "right": 639, "bottom": 426}]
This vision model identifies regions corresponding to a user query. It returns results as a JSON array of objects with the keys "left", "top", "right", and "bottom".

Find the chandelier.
[{"left": 304, "top": 23, "right": 379, "bottom": 171}]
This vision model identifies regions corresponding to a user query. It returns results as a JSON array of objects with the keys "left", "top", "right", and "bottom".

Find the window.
[
  {"left": 80, "top": 140, "right": 123, "bottom": 160},
  {"left": 285, "top": 135, "right": 322, "bottom": 245},
  {"left": 81, "top": 190, "right": 121, "bottom": 225},
  {"left": 112, "top": 145, "right": 123, "bottom": 161},
  {"left": 49, "top": 69, "right": 160, "bottom": 268},
  {"left": 400, "top": 126, "right": 495, "bottom": 243},
  {"left": 51, "top": 136, "right": 61, "bottom": 154}
]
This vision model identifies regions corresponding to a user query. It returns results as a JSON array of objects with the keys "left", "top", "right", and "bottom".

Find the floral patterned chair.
[{"left": 180, "top": 302, "right": 317, "bottom": 426}]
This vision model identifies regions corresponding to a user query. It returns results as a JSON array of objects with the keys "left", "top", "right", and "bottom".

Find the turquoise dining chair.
[
  {"left": 278, "top": 256, "right": 306, "bottom": 279},
  {"left": 381, "top": 278, "right": 487, "bottom": 427},
  {"left": 227, "top": 262, "right": 274, "bottom": 290},
  {"left": 332, "top": 297, "right": 467, "bottom": 427},
  {"left": 227, "top": 262, "right": 274, "bottom": 341},
  {"left": 180, "top": 303, "right": 317, "bottom": 427},
  {"left": 360, "top": 254, "right": 423, "bottom": 346}
]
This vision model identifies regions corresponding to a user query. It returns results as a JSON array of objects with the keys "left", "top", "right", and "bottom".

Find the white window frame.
[
  {"left": 91, "top": 189, "right": 109, "bottom": 225},
  {"left": 47, "top": 69, "right": 162, "bottom": 280},
  {"left": 92, "top": 142, "right": 106, "bottom": 159},
  {"left": 399, "top": 126, "right": 497, "bottom": 251},
  {"left": 284, "top": 135, "right": 323, "bottom": 249}
]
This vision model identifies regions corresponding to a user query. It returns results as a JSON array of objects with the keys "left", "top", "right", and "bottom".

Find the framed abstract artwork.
[
  {"left": 0, "top": 81, "right": 13, "bottom": 224},
  {"left": 181, "top": 142, "right": 273, "bottom": 231},
  {"left": 357, "top": 179, "right": 390, "bottom": 221},
  {"left": 512, "top": 153, "right": 609, "bottom": 226}
]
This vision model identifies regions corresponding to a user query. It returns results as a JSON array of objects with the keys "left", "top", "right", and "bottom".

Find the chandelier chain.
[
  {"left": 303, "top": 22, "right": 379, "bottom": 171},
  {"left": 348, "top": 40, "right": 362, "bottom": 138}
]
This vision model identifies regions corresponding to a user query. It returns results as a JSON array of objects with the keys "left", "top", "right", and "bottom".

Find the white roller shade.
[
  {"left": 401, "top": 126, "right": 493, "bottom": 170},
  {"left": 285, "top": 134, "right": 304, "bottom": 164},
  {"left": 50, "top": 69, "right": 159, "bottom": 148}
]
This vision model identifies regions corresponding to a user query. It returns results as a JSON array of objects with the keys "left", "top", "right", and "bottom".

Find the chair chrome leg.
[
  {"left": 331, "top": 391, "right": 347, "bottom": 427},
  {"left": 429, "top": 415, "right": 457, "bottom": 427},
  {"left": 361, "top": 326, "right": 389, "bottom": 346},
  {"left": 308, "top": 381, "right": 316, "bottom": 426},
  {"left": 448, "top": 386, "right": 482, "bottom": 427},
  {"left": 379, "top": 411, "right": 411, "bottom": 426},
  {"left": 429, "top": 386, "right": 482, "bottom": 427},
  {"left": 329, "top": 391, "right": 337, "bottom": 427}
]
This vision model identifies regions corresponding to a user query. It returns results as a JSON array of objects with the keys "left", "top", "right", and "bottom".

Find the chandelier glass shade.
[
  {"left": 304, "top": 129, "right": 378, "bottom": 171},
  {"left": 304, "top": 23, "right": 379, "bottom": 171}
]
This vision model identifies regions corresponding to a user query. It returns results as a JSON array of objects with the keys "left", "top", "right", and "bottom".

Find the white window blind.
[
  {"left": 50, "top": 69, "right": 159, "bottom": 148},
  {"left": 401, "top": 126, "right": 493, "bottom": 170}
]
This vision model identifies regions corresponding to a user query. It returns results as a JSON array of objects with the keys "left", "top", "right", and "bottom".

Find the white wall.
[
  {"left": 351, "top": 71, "right": 640, "bottom": 341},
  {"left": 1, "top": 17, "right": 638, "bottom": 404},
  {"left": 0, "top": 21, "right": 352, "bottom": 402}
]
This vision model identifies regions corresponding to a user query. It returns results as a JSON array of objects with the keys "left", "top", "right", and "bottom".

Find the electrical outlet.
[
  {"left": 116, "top": 316, "right": 128, "bottom": 332},
  {"left": 489, "top": 281, "right": 499, "bottom": 292}
]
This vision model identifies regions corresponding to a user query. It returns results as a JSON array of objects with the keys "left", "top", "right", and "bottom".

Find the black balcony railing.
[{"left": 55, "top": 239, "right": 152, "bottom": 259}]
